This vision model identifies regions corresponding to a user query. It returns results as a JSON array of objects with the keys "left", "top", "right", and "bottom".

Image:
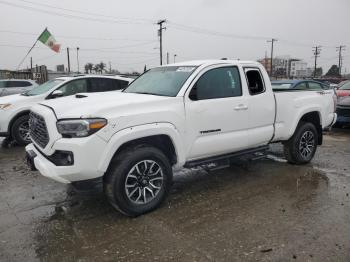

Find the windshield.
[
  {"left": 271, "top": 83, "right": 293, "bottom": 89},
  {"left": 339, "top": 81, "right": 350, "bottom": 90},
  {"left": 24, "top": 79, "right": 64, "bottom": 96},
  {"left": 124, "top": 66, "right": 197, "bottom": 97}
]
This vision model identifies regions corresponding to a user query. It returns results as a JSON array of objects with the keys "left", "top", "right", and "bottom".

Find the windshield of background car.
[
  {"left": 124, "top": 66, "right": 197, "bottom": 97},
  {"left": 339, "top": 81, "right": 350, "bottom": 90},
  {"left": 271, "top": 83, "right": 293, "bottom": 89},
  {"left": 24, "top": 79, "right": 64, "bottom": 96}
]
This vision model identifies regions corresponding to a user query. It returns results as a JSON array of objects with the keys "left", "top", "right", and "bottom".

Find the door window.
[
  {"left": 7, "top": 81, "right": 27, "bottom": 88},
  {"left": 294, "top": 82, "right": 307, "bottom": 90},
  {"left": 245, "top": 69, "right": 265, "bottom": 95},
  {"left": 89, "top": 78, "right": 114, "bottom": 92},
  {"left": 190, "top": 67, "right": 242, "bottom": 100},
  {"left": 57, "top": 79, "right": 88, "bottom": 96},
  {"left": 308, "top": 82, "right": 323, "bottom": 90}
]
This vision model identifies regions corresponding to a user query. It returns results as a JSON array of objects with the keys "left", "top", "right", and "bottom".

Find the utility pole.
[
  {"left": 157, "top": 19, "right": 166, "bottom": 65},
  {"left": 109, "top": 61, "right": 112, "bottom": 73},
  {"left": 174, "top": 54, "right": 177, "bottom": 63},
  {"left": 312, "top": 46, "right": 322, "bottom": 78},
  {"left": 267, "top": 38, "right": 277, "bottom": 78},
  {"left": 67, "top": 47, "right": 71, "bottom": 73},
  {"left": 336, "top": 45, "right": 346, "bottom": 76},
  {"left": 30, "top": 57, "right": 33, "bottom": 72},
  {"left": 166, "top": 52, "right": 169, "bottom": 64},
  {"left": 76, "top": 47, "right": 80, "bottom": 73}
]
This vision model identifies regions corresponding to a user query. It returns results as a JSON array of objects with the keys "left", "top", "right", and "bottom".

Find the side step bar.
[{"left": 184, "top": 145, "right": 269, "bottom": 168}]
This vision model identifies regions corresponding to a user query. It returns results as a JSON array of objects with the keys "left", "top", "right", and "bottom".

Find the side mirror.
[
  {"left": 189, "top": 87, "right": 198, "bottom": 101},
  {"left": 50, "top": 90, "right": 64, "bottom": 99}
]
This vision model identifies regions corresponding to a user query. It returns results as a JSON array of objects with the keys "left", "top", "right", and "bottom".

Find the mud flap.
[{"left": 26, "top": 150, "right": 37, "bottom": 171}]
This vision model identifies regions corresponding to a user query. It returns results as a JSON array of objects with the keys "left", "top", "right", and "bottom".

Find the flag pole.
[{"left": 16, "top": 27, "right": 47, "bottom": 70}]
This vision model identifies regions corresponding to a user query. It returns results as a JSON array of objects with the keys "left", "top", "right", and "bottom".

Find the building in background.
[
  {"left": 56, "top": 64, "right": 65, "bottom": 72},
  {"left": 258, "top": 55, "right": 310, "bottom": 78}
]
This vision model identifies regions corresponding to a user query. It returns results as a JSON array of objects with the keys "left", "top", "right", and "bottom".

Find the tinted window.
[
  {"left": 4, "top": 81, "right": 32, "bottom": 88},
  {"left": 339, "top": 81, "right": 350, "bottom": 90},
  {"left": 0, "top": 81, "right": 7, "bottom": 88},
  {"left": 117, "top": 80, "right": 129, "bottom": 90},
  {"left": 245, "top": 69, "right": 265, "bottom": 95},
  {"left": 57, "top": 79, "right": 88, "bottom": 96},
  {"left": 190, "top": 67, "right": 242, "bottom": 100},
  {"left": 89, "top": 78, "right": 115, "bottom": 92},
  {"left": 295, "top": 82, "right": 307, "bottom": 90},
  {"left": 308, "top": 82, "right": 323, "bottom": 90}
]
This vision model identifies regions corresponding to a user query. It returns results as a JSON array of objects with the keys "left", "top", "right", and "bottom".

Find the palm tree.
[
  {"left": 87, "top": 63, "right": 94, "bottom": 74},
  {"left": 84, "top": 64, "right": 89, "bottom": 74},
  {"left": 93, "top": 64, "right": 100, "bottom": 74},
  {"left": 98, "top": 62, "right": 106, "bottom": 74}
]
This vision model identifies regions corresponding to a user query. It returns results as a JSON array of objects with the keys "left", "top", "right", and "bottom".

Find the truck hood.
[{"left": 39, "top": 91, "right": 175, "bottom": 119}]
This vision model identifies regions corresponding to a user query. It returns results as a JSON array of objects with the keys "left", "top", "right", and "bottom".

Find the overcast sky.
[{"left": 1, "top": 0, "right": 349, "bottom": 73}]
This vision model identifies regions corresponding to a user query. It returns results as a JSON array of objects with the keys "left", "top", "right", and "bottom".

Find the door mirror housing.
[{"left": 50, "top": 90, "right": 64, "bottom": 99}]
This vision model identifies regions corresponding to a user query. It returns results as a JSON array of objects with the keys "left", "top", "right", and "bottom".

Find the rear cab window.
[{"left": 244, "top": 68, "right": 265, "bottom": 95}]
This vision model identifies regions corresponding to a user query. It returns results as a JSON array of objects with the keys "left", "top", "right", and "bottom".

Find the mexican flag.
[{"left": 38, "top": 28, "right": 61, "bottom": 53}]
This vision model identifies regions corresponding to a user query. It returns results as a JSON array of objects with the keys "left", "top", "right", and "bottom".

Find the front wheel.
[
  {"left": 11, "top": 115, "right": 31, "bottom": 146},
  {"left": 104, "top": 145, "right": 173, "bottom": 217},
  {"left": 283, "top": 122, "right": 318, "bottom": 165}
]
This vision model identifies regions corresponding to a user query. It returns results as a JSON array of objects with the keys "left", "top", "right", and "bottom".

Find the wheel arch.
[
  {"left": 98, "top": 123, "right": 185, "bottom": 173},
  {"left": 8, "top": 110, "right": 30, "bottom": 136},
  {"left": 296, "top": 111, "right": 323, "bottom": 145}
]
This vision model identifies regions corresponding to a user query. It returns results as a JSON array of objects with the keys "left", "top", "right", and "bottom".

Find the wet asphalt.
[{"left": 0, "top": 128, "right": 349, "bottom": 262}]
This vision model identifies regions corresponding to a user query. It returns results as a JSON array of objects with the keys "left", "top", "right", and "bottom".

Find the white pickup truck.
[{"left": 26, "top": 60, "right": 337, "bottom": 216}]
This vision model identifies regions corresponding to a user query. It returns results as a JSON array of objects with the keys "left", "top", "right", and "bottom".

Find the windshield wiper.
[{"left": 133, "top": 92, "right": 168, "bottom": 96}]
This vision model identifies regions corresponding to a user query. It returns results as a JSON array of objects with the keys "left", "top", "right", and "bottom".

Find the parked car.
[
  {"left": 26, "top": 60, "right": 337, "bottom": 216},
  {"left": 0, "top": 79, "right": 38, "bottom": 97},
  {"left": 271, "top": 79, "right": 330, "bottom": 90},
  {"left": 0, "top": 75, "right": 133, "bottom": 145},
  {"left": 335, "top": 96, "right": 350, "bottom": 127},
  {"left": 336, "top": 80, "right": 350, "bottom": 97}
]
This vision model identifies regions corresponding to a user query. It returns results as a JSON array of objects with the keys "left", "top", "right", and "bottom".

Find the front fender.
[{"left": 97, "top": 122, "right": 185, "bottom": 172}]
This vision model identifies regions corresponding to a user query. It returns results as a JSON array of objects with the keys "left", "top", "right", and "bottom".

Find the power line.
[
  {"left": 0, "top": 30, "right": 156, "bottom": 42},
  {"left": 16, "top": 0, "right": 155, "bottom": 24},
  {"left": 0, "top": 0, "right": 151, "bottom": 25}
]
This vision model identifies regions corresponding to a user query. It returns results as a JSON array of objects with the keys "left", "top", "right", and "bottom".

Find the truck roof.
[
  {"left": 55, "top": 75, "right": 133, "bottom": 82},
  {"left": 167, "top": 60, "right": 261, "bottom": 67}
]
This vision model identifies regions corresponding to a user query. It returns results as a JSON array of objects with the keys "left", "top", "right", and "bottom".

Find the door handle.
[{"left": 234, "top": 104, "right": 248, "bottom": 111}]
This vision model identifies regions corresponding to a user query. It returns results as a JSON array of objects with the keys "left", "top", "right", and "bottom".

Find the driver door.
[{"left": 184, "top": 65, "right": 250, "bottom": 160}]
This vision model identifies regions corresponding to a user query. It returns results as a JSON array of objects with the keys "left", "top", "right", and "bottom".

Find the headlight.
[
  {"left": 0, "top": 103, "right": 11, "bottom": 110},
  {"left": 57, "top": 118, "right": 107, "bottom": 138}
]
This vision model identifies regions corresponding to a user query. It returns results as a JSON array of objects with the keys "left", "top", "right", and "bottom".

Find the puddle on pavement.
[{"left": 32, "top": 158, "right": 332, "bottom": 261}]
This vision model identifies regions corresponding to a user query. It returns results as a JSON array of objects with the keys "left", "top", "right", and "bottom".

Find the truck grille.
[
  {"left": 336, "top": 106, "right": 350, "bottom": 117},
  {"left": 29, "top": 112, "right": 49, "bottom": 148}
]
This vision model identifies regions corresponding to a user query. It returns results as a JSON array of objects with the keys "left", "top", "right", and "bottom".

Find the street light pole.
[
  {"left": 174, "top": 54, "right": 177, "bottom": 63},
  {"left": 76, "top": 47, "right": 80, "bottom": 73}
]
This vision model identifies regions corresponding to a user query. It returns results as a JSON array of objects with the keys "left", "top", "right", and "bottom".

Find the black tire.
[
  {"left": 283, "top": 122, "right": 318, "bottom": 165},
  {"left": 104, "top": 145, "right": 173, "bottom": 217},
  {"left": 11, "top": 115, "right": 30, "bottom": 146}
]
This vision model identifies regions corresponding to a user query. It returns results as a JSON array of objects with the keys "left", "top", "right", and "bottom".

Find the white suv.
[
  {"left": 0, "top": 75, "right": 132, "bottom": 145},
  {"left": 0, "top": 79, "right": 38, "bottom": 97}
]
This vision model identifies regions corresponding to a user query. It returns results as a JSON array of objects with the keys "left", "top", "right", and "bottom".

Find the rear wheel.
[
  {"left": 11, "top": 115, "right": 31, "bottom": 146},
  {"left": 104, "top": 145, "right": 173, "bottom": 217},
  {"left": 283, "top": 122, "right": 318, "bottom": 165}
]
